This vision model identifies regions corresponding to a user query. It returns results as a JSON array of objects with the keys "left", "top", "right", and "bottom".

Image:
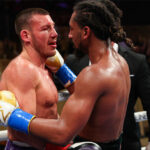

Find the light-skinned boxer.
[{"left": 0, "top": 8, "right": 76, "bottom": 150}]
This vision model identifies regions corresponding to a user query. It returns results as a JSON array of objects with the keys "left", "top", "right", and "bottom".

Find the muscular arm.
[{"left": 30, "top": 66, "right": 103, "bottom": 146}]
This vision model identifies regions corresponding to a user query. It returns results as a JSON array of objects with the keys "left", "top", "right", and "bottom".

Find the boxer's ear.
[
  {"left": 20, "top": 29, "right": 31, "bottom": 43},
  {"left": 82, "top": 26, "right": 90, "bottom": 39}
]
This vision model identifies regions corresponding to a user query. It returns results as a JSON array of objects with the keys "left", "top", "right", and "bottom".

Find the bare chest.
[{"left": 36, "top": 70, "right": 58, "bottom": 110}]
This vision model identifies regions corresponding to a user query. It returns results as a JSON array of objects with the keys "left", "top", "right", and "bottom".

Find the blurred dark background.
[
  {"left": 0, "top": 0, "right": 150, "bottom": 39},
  {"left": 0, "top": 0, "right": 150, "bottom": 61},
  {"left": 0, "top": 0, "right": 150, "bottom": 38}
]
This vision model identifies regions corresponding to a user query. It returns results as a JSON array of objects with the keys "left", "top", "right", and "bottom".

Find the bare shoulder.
[
  {"left": 117, "top": 53, "right": 130, "bottom": 76},
  {"left": 76, "top": 64, "right": 110, "bottom": 86},
  {"left": 74, "top": 65, "right": 107, "bottom": 99},
  {"left": 1, "top": 56, "right": 39, "bottom": 86},
  {"left": 75, "top": 54, "right": 129, "bottom": 93},
  {"left": 117, "top": 53, "right": 129, "bottom": 68}
]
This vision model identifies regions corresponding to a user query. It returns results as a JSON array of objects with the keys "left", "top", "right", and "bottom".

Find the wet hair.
[
  {"left": 73, "top": 0, "right": 134, "bottom": 49},
  {"left": 15, "top": 8, "right": 50, "bottom": 37}
]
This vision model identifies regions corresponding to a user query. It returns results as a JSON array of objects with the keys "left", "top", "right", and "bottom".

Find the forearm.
[
  {"left": 29, "top": 117, "right": 72, "bottom": 146},
  {"left": 0, "top": 90, "right": 71, "bottom": 146},
  {"left": 6, "top": 108, "right": 72, "bottom": 146}
]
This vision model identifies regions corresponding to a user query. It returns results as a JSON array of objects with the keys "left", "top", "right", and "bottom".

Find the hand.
[
  {"left": 0, "top": 90, "right": 35, "bottom": 134},
  {"left": 46, "top": 49, "right": 64, "bottom": 73},
  {"left": 0, "top": 90, "right": 19, "bottom": 126},
  {"left": 146, "top": 142, "right": 150, "bottom": 150},
  {"left": 46, "top": 49, "right": 77, "bottom": 88}
]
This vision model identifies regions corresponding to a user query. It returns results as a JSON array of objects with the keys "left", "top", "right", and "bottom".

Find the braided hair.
[{"left": 73, "top": 0, "right": 135, "bottom": 49}]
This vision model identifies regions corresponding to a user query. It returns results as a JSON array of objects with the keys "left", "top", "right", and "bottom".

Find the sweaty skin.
[
  {"left": 28, "top": 12, "right": 131, "bottom": 145},
  {"left": 29, "top": 47, "right": 130, "bottom": 145},
  {"left": 0, "top": 54, "right": 58, "bottom": 148},
  {"left": 1, "top": 7, "right": 130, "bottom": 148},
  {"left": 0, "top": 14, "right": 59, "bottom": 149}
]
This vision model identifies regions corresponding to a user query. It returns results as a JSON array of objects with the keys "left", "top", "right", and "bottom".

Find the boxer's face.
[
  {"left": 68, "top": 12, "right": 83, "bottom": 50},
  {"left": 29, "top": 14, "right": 58, "bottom": 58}
]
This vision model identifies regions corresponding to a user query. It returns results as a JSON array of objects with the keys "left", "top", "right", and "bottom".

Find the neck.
[
  {"left": 88, "top": 37, "right": 109, "bottom": 64},
  {"left": 21, "top": 46, "right": 46, "bottom": 68}
]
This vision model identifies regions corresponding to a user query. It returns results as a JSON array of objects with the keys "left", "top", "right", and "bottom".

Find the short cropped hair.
[
  {"left": 73, "top": 0, "right": 126, "bottom": 43},
  {"left": 15, "top": 8, "right": 50, "bottom": 37}
]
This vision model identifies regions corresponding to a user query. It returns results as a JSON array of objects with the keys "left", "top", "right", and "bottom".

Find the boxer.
[{"left": 0, "top": 8, "right": 76, "bottom": 150}]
